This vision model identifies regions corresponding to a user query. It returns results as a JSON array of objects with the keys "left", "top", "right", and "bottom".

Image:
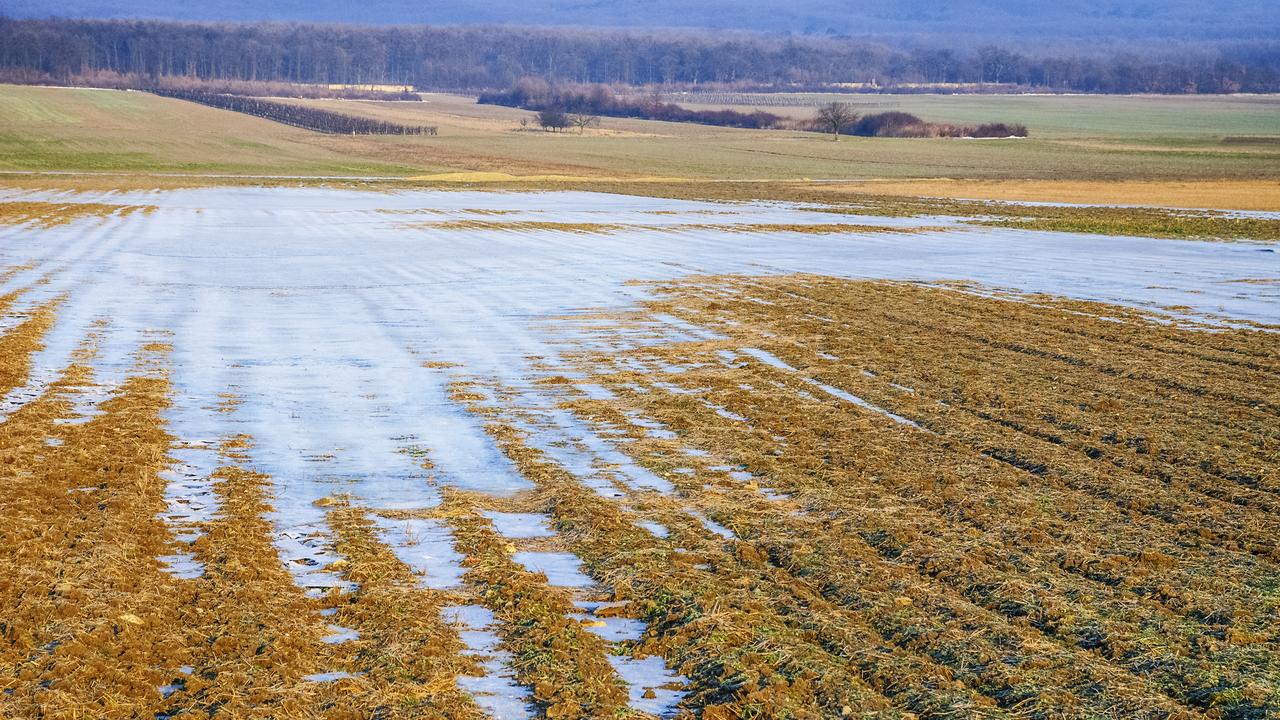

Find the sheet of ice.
[
  {"left": 49, "top": 382, "right": 114, "bottom": 425},
  {"left": 276, "top": 526, "right": 354, "bottom": 596},
  {"left": 608, "top": 654, "right": 688, "bottom": 717},
  {"left": 510, "top": 403, "right": 673, "bottom": 496},
  {"left": 702, "top": 401, "right": 748, "bottom": 424},
  {"left": 652, "top": 380, "right": 698, "bottom": 396},
  {"left": 739, "top": 347, "right": 797, "bottom": 372},
  {"left": 690, "top": 510, "right": 737, "bottom": 540},
  {"left": 371, "top": 516, "right": 467, "bottom": 590},
  {"left": 568, "top": 610, "right": 647, "bottom": 643},
  {"left": 155, "top": 447, "right": 219, "bottom": 578},
  {"left": 303, "top": 671, "right": 362, "bottom": 683},
  {"left": 574, "top": 383, "right": 615, "bottom": 401},
  {"left": 623, "top": 410, "right": 678, "bottom": 439},
  {"left": 482, "top": 511, "right": 554, "bottom": 539},
  {"left": 322, "top": 625, "right": 360, "bottom": 644},
  {"left": 156, "top": 553, "right": 204, "bottom": 580},
  {"left": 716, "top": 349, "right": 742, "bottom": 367},
  {"left": 442, "top": 604, "right": 535, "bottom": 720},
  {"left": 638, "top": 520, "right": 671, "bottom": 538},
  {"left": 511, "top": 551, "right": 595, "bottom": 588}
]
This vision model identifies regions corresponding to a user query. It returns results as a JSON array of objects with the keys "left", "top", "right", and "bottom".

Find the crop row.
[
  {"left": 150, "top": 89, "right": 439, "bottom": 135},
  {"left": 0, "top": 201, "right": 152, "bottom": 229},
  {"left": 546, "top": 275, "right": 1278, "bottom": 719}
]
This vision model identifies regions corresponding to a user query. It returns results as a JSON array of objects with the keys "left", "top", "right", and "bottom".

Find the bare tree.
[
  {"left": 814, "top": 102, "right": 858, "bottom": 140},
  {"left": 568, "top": 112, "right": 599, "bottom": 134}
]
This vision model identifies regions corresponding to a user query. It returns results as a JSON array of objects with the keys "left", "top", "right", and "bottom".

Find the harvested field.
[
  {"left": 0, "top": 187, "right": 1276, "bottom": 718},
  {"left": 5, "top": 86, "right": 1280, "bottom": 204}
]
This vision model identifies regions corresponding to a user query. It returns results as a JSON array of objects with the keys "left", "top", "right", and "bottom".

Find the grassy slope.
[
  {"left": 285, "top": 93, "right": 1280, "bottom": 182},
  {"left": 677, "top": 93, "right": 1280, "bottom": 138},
  {"left": 1, "top": 85, "right": 1278, "bottom": 209},
  {"left": 0, "top": 85, "right": 429, "bottom": 176}
]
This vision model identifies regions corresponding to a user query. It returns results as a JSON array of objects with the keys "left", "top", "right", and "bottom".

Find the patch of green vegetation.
[
  {"left": 0, "top": 84, "right": 423, "bottom": 177},
  {"left": 810, "top": 195, "right": 1280, "bottom": 241},
  {"left": 683, "top": 93, "right": 1280, "bottom": 140},
  {"left": 973, "top": 210, "right": 1280, "bottom": 241},
  {"left": 539, "top": 181, "right": 1278, "bottom": 241},
  {"left": 0, "top": 135, "right": 158, "bottom": 171}
]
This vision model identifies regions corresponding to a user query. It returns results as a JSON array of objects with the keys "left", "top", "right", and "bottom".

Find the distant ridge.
[{"left": 4, "top": 0, "right": 1277, "bottom": 42}]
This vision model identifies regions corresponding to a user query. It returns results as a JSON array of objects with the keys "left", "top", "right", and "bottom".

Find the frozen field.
[{"left": 1, "top": 187, "right": 1277, "bottom": 719}]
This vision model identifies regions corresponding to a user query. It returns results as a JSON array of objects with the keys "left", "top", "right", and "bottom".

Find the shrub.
[
  {"left": 837, "top": 112, "right": 1028, "bottom": 138},
  {"left": 969, "top": 122, "right": 1029, "bottom": 137},
  {"left": 850, "top": 111, "right": 930, "bottom": 137},
  {"left": 537, "top": 108, "right": 571, "bottom": 131}
]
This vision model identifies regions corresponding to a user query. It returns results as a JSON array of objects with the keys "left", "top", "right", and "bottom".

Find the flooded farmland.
[{"left": 1, "top": 187, "right": 1277, "bottom": 719}]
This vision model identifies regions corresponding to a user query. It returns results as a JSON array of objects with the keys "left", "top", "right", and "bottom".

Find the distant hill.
[{"left": 5, "top": 0, "right": 1278, "bottom": 42}]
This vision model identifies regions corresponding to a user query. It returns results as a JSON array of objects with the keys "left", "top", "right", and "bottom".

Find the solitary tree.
[
  {"left": 814, "top": 102, "right": 858, "bottom": 140},
  {"left": 568, "top": 112, "right": 600, "bottom": 134},
  {"left": 537, "top": 108, "right": 570, "bottom": 132}
]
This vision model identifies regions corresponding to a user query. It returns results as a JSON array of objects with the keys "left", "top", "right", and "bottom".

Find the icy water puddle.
[{"left": 0, "top": 187, "right": 1274, "bottom": 715}]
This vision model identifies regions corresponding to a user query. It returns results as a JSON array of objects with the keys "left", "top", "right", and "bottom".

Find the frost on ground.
[{"left": 0, "top": 187, "right": 1275, "bottom": 719}]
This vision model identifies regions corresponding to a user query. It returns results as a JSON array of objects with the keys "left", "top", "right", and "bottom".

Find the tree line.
[
  {"left": 149, "top": 89, "right": 438, "bottom": 135},
  {"left": 480, "top": 81, "right": 783, "bottom": 129},
  {"left": 1, "top": 17, "right": 1278, "bottom": 93},
  {"left": 489, "top": 85, "right": 1027, "bottom": 139}
]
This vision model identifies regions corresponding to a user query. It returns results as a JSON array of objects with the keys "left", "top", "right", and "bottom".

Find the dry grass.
[
  {"left": 515, "top": 274, "right": 1279, "bottom": 719},
  {"left": 3, "top": 250, "right": 1274, "bottom": 716},
  {"left": 452, "top": 402, "right": 905, "bottom": 719},
  {"left": 440, "top": 490, "right": 637, "bottom": 720},
  {"left": 323, "top": 505, "right": 487, "bottom": 719},
  {"left": 425, "top": 220, "right": 630, "bottom": 234},
  {"left": 417, "top": 219, "right": 931, "bottom": 236},
  {"left": 0, "top": 201, "right": 153, "bottom": 228},
  {"left": 166, "top": 451, "right": 333, "bottom": 717},
  {"left": 0, "top": 349, "right": 189, "bottom": 718},
  {"left": 819, "top": 179, "right": 1280, "bottom": 212},
  {"left": 671, "top": 222, "right": 935, "bottom": 235},
  {"left": 0, "top": 293, "right": 57, "bottom": 394}
]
